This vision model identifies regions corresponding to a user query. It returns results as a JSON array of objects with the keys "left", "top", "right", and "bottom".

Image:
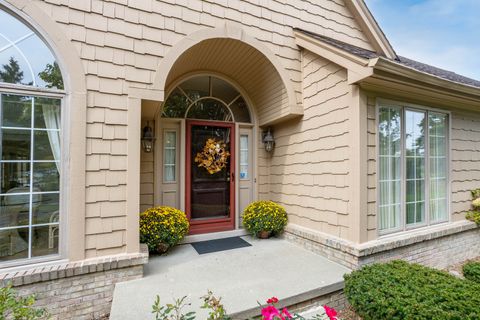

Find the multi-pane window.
[
  {"left": 0, "top": 95, "right": 61, "bottom": 261},
  {"left": 163, "top": 131, "right": 176, "bottom": 182},
  {"left": 0, "top": 8, "right": 64, "bottom": 264},
  {"left": 162, "top": 75, "right": 252, "bottom": 123},
  {"left": 378, "top": 103, "right": 449, "bottom": 234}
]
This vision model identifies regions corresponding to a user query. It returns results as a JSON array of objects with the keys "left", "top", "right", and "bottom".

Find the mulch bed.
[{"left": 446, "top": 256, "right": 480, "bottom": 278}]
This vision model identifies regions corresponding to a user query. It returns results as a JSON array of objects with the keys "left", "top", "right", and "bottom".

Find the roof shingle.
[{"left": 295, "top": 28, "right": 480, "bottom": 89}]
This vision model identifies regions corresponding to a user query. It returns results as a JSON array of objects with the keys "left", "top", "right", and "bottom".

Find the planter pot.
[
  {"left": 156, "top": 242, "right": 170, "bottom": 254},
  {"left": 257, "top": 230, "right": 272, "bottom": 239}
]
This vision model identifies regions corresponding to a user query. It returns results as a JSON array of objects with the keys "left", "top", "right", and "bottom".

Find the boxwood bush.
[
  {"left": 463, "top": 261, "right": 480, "bottom": 283},
  {"left": 344, "top": 260, "right": 480, "bottom": 320}
]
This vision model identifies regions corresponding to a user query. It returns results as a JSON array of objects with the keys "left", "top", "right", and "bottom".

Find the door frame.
[{"left": 185, "top": 120, "right": 236, "bottom": 234}]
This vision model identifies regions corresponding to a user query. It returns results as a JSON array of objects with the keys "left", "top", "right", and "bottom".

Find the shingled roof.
[{"left": 295, "top": 28, "right": 480, "bottom": 89}]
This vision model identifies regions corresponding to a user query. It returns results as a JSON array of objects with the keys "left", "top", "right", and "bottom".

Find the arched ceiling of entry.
[{"left": 164, "top": 38, "right": 302, "bottom": 126}]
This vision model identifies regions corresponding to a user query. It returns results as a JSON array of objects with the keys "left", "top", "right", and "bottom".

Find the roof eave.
[
  {"left": 294, "top": 30, "right": 374, "bottom": 83},
  {"left": 370, "top": 57, "right": 480, "bottom": 99},
  {"left": 294, "top": 30, "right": 480, "bottom": 102}
]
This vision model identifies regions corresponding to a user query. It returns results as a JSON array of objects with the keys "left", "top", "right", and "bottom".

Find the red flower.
[
  {"left": 266, "top": 297, "right": 279, "bottom": 304},
  {"left": 324, "top": 305, "right": 337, "bottom": 320},
  {"left": 281, "top": 308, "right": 293, "bottom": 319},
  {"left": 261, "top": 305, "right": 281, "bottom": 320}
]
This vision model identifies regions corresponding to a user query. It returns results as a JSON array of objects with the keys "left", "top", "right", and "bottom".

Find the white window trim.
[
  {"left": 376, "top": 98, "right": 452, "bottom": 237},
  {"left": 0, "top": 92, "right": 65, "bottom": 269}
]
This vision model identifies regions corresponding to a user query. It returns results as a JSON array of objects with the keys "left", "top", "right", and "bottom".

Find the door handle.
[{"left": 231, "top": 172, "right": 235, "bottom": 182}]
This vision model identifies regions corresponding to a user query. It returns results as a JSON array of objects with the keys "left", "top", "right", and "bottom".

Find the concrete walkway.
[{"left": 110, "top": 237, "right": 350, "bottom": 319}]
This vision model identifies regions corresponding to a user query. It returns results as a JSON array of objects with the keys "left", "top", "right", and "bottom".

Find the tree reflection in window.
[
  {"left": 0, "top": 8, "right": 63, "bottom": 264},
  {"left": 162, "top": 75, "right": 251, "bottom": 123},
  {"left": 0, "top": 9, "right": 64, "bottom": 89}
]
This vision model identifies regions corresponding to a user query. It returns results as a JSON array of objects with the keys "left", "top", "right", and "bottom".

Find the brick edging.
[
  {"left": 285, "top": 220, "right": 479, "bottom": 258},
  {"left": 0, "top": 251, "right": 149, "bottom": 287}
]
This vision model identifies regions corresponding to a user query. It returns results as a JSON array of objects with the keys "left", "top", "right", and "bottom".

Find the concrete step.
[{"left": 110, "top": 236, "right": 350, "bottom": 319}]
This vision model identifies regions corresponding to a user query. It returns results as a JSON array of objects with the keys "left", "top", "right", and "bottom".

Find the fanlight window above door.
[
  {"left": 0, "top": 9, "right": 64, "bottom": 89},
  {"left": 162, "top": 76, "right": 251, "bottom": 123}
]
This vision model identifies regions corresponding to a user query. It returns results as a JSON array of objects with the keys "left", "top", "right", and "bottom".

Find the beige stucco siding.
[
  {"left": 11, "top": 0, "right": 376, "bottom": 258},
  {"left": 268, "top": 50, "right": 352, "bottom": 239},
  {"left": 364, "top": 95, "right": 480, "bottom": 237}
]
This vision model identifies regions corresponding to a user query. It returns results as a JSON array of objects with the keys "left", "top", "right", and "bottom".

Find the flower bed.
[{"left": 152, "top": 293, "right": 340, "bottom": 320}]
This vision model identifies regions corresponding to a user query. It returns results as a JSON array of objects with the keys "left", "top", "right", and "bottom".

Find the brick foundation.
[
  {"left": 285, "top": 220, "right": 480, "bottom": 270},
  {"left": 289, "top": 289, "right": 347, "bottom": 315},
  {"left": 0, "top": 251, "right": 148, "bottom": 319}
]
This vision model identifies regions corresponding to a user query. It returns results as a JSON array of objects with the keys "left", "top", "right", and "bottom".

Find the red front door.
[{"left": 186, "top": 120, "right": 235, "bottom": 234}]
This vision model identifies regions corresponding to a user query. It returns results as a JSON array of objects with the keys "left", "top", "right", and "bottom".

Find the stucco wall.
[
  {"left": 4, "top": 0, "right": 376, "bottom": 259},
  {"left": 267, "top": 51, "right": 352, "bottom": 240},
  {"left": 364, "top": 96, "right": 480, "bottom": 237}
]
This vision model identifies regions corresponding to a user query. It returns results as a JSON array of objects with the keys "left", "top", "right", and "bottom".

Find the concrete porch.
[{"left": 110, "top": 236, "right": 350, "bottom": 319}]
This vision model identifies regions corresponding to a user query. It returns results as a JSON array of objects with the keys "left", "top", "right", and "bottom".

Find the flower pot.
[
  {"left": 156, "top": 242, "right": 170, "bottom": 254},
  {"left": 258, "top": 230, "right": 272, "bottom": 239}
]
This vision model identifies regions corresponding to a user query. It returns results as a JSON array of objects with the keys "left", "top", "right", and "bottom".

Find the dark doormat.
[{"left": 191, "top": 236, "right": 252, "bottom": 254}]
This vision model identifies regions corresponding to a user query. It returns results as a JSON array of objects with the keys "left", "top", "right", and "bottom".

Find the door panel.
[
  {"left": 238, "top": 128, "right": 254, "bottom": 227},
  {"left": 186, "top": 121, "right": 235, "bottom": 234},
  {"left": 156, "top": 121, "right": 180, "bottom": 209}
]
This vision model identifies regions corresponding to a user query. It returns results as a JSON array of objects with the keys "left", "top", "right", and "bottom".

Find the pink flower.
[
  {"left": 261, "top": 305, "right": 281, "bottom": 320},
  {"left": 281, "top": 308, "right": 293, "bottom": 319},
  {"left": 324, "top": 305, "right": 338, "bottom": 320},
  {"left": 267, "top": 297, "right": 279, "bottom": 304}
]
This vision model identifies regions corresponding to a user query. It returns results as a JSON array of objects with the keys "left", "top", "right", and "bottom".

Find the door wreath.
[{"left": 194, "top": 138, "right": 230, "bottom": 174}]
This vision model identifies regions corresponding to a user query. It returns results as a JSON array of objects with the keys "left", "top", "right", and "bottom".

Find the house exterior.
[{"left": 0, "top": 0, "right": 479, "bottom": 318}]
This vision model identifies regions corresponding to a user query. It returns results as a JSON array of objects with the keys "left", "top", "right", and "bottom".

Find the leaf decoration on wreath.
[{"left": 194, "top": 138, "right": 230, "bottom": 174}]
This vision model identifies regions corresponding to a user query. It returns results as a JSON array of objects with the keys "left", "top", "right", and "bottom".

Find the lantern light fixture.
[
  {"left": 141, "top": 121, "right": 155, "bottom": 153},
  {"left": 262, "top": 128, "right": 275, "bottom": 153}
]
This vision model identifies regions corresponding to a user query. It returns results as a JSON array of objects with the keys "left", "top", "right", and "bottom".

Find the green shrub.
[
  {"left": 242, "top": 201, "right": 287, "bottom": 237},
  {"left": 344, "top": 260, "right": 480, "bottom": 320},
  {"left": 139, "top": 206, "right": 189, "bottom": 253},
  {"left": 0, "top": 284, "right": 47, "bottom": 319},
  {"left": 466, "top": 211, "right": 480, "bottom": 226},
  {"left": 466, "top": 189, "right": 480, "bottom": 225},
  {"left": 463, "top": 261, "right": 480, "bottom": 283}
]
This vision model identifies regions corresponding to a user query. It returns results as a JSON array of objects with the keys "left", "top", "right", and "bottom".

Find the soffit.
[{"left": 164, "top": 38, "right": 301, "bottom": 126}]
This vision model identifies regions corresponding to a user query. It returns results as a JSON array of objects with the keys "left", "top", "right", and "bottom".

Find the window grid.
[
  {"left": 239, "top": 134, "right": 248, "bottom": 180},
  {"left": 0, "top": 94, "right": 61, "bottom": 262},
  {"left": 378, "top": 107, "right": 402, "bottom": 231},
  {"left": 429, "top": 113, "right": 448, "bottom": 223},
  {"left": 378, "top": 104, "right": 449, "bottom": 235},
  {"left": 163, "top": 130, "right": 176, "bottom": 183}
]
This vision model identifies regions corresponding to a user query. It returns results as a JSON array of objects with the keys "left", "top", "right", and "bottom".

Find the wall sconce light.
[
  {"left": 262, "top": 128, "right": 275, "bottom": 153},
  {"left": 141, "top": 121, "right": 155, "bottom": 153}
]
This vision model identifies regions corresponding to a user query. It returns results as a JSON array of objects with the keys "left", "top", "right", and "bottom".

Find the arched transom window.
[
  {"left": 0, "top": 8, "right": 64, "bottom": 265},
  {"left": 162, "top": 75, "right": 252, "bottom": 123}
]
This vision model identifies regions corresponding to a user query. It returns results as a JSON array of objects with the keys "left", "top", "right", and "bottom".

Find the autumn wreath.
[{"left": 194, "top": 138, "right": 230, "bottom": 174}]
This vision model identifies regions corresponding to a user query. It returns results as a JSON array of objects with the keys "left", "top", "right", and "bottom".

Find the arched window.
[
  {"left": 162, "top": 75, "right": 252, "bottom": 123},
  {"left": 0, "top": 8, "right": 64, "bottom": 264}
]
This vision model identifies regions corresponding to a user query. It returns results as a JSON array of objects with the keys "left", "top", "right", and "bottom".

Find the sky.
[{"left": 364, "top": 0, "right": 480, "bottom": 81}]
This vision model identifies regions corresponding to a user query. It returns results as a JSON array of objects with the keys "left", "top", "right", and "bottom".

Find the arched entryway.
[
  {"left": 156, "top": 75, "right": 255, "bottom": 234},
  {"left": 138, "top": 25, "right": 302, "bottom": 236}
]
